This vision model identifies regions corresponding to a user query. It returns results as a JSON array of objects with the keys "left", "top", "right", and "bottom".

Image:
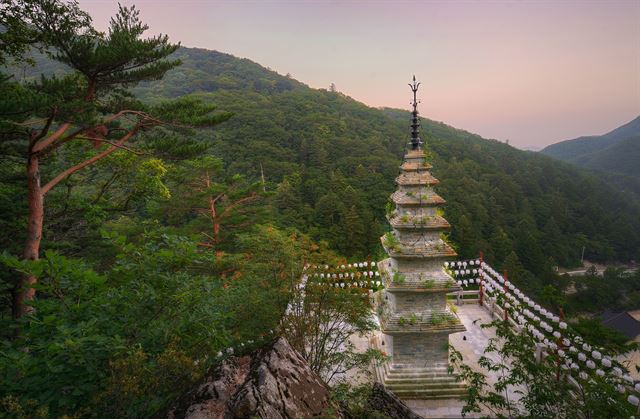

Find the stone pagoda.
[{"left": 376, "top": 76, "right": 466, "bottom": 399}]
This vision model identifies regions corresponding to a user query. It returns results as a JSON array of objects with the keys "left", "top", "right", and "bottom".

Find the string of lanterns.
[
  {"left": 304, "top": 261, "right": 383, "bottom": 290},
  {"left": 444, "top": 259, "right": 481, "bottom": 287},
  {"left": 477, "top": 260, "right": 638, "bottom": 404}
]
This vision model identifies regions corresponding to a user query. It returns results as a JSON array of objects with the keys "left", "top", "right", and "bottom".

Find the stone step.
[
  {"left": 389, "top": 363, "right": 450, "bottom": 370},
  {"left": 385, "top": 375, "right": 462, "bottom": 384},
  {"left": 388, "top": 367, "right": 450, "bottom": 373},
  {"left": 388, "top": 387, "right": 468, "bottom": 400},
  {"left": 387, "top": 369, "right": 450, "bottom": 375},
  {"left": 386, "top": 381, "right": 465, "bottom": 390},
  {"left": 386, "top": 375, "right": 463, "bottom": 384}
]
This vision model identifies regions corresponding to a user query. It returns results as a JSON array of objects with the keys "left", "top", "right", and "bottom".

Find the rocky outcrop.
[
  {"left": 227, "top": 338, "right": 340, "bottom": 419},
  {"left": 367, "top": 382, "right": 423, "bottom": 419},
  {"left": 167, "top": 356, "right": 252, "bottom": 419},
  {"left": 167, "top": 337, "right": 341, "bottom": 419}
]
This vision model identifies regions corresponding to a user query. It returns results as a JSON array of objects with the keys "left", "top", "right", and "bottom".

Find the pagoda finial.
[{"left": 408, "top": 75, "right": 422, "bottom": 150}]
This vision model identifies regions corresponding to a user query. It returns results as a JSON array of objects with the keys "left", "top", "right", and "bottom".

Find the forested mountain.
[
  {"left": 11, "top": 46, "right": 640, "bottom": 270},
  {"left": 541, "top": 116, "right": 640, "bottom": 180},
  {"left": 129, "top": 47, "right": 640, "bottom": 268}
]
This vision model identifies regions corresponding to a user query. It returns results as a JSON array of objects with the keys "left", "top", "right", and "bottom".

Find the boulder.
[
  {"left": 167, "top": 337, "right": 341, "bottom": 419},
  {"left": 367, "top": 382, "right": 423, "bottom": 419},
  {"left": 167, "top": 356, "right": 251, "bottom": 419},
  {"left": 227, "top": 337, "right": 341, "bottom": 418}
]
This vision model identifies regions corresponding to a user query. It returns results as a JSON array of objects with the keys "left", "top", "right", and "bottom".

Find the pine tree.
[{"left": 2, "top": 1, "right": 231, "bottom": 317}]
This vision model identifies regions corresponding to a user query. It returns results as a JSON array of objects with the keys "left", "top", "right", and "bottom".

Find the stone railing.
[{"left": 459, "top": 258, "right": 640, "bottom": 406}]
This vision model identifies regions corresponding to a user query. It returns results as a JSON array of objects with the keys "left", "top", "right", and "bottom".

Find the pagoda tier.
[
  {"left": 388, "top": 214, "right": 450, "bottom": 230},
  {"left": 395, "top": 172, "right": 440, "bottom": 186},
  {"left": 390, "top": 190, "right": 445, "bottom": 206}
]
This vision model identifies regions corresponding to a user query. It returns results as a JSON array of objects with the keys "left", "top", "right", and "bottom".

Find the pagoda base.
[{"left": 373, "top": 333, "right": 467, "bottom": 400}]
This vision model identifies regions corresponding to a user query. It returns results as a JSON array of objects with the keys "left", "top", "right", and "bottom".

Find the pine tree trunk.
[
  {"left": 13, "top": 154, "right": 44, "bottom": 318},
  {"left": 205, "top": 172, "right": 220, "bottom": 244}
]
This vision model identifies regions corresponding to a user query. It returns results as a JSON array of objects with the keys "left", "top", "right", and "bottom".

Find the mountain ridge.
[
  {"left": 540, "top": 116, "right": 640, "bottom": 181},
  {"left": 10, "top": 45, "right": 640, "bottom": 267}
]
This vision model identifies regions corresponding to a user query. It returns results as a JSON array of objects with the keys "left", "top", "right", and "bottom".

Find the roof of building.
[
  {"left": 601, "top": 310, "right": 640, "bottom": 339},
  {"left": 396, "top": 172, "right": 440, "bottom": 186}
]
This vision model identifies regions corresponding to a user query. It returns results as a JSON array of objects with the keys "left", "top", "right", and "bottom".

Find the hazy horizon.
[{"left": 79, "top": 0, "right": 640, "bottom": 149}]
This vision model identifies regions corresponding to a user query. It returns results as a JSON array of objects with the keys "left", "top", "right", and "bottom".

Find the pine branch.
[{"left": 41, "top": 125, "right": 140, "bottom": 195}]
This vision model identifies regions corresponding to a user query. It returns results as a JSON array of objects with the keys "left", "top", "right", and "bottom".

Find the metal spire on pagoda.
[{"left": 408, "top": 75, "right": 423, "bottom": 150}]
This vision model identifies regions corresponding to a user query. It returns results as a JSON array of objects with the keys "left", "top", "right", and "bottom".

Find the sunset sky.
[{"left": 79, "top": 0, "right": 640, "bottom": 149}]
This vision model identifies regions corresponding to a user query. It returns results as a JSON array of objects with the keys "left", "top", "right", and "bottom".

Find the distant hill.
[
  {"left": 541, "top": 117, "right": 640, "bottom": 179},
  {"left": 10, "top": 47, "right": 640, "bottom": 270}
]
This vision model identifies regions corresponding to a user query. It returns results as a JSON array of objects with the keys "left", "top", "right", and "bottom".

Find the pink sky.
[{"left": 80, "top": 0, "right": 640, "bottom": 149}]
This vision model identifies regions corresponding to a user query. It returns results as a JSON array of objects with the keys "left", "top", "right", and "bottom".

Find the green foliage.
[
  {"left": 429, "top": 311, "right": 455, "bottom": 326},
  {"left": 281, "top": 237, "right": 385, "bottom": 381},
  {"left": 330, "top": 383, "right": 388, "bottom": 419},
  {"left": 0, "top": 226, "right": 308, "bottom": 417},
  {"left": 571, "top": 318, "right": 638, "bottom": 355},
  {"left": 392, "top": 271, "right": 405, "bottom": 284},
  {"left": 383, "top": 232, "right": 400, "bottom": 252},
  {"left": 450, "top": 319, "right": 635, "bottom": 418},
  {"left": 423, "top": 279, "right": 436, "bottom": 289},
  {"left": 566, "top": 268, "right": 640, "bottom": 314}
]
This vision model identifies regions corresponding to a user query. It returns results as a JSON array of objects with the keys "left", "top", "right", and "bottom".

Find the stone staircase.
[
  {"left": 380, "top": 363, "right": 467, "bottom": 399},
  {"left": 372, "top": 335, "right": 468, "bottom": 400}
]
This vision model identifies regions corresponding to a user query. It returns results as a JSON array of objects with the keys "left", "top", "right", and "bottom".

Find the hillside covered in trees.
[
  {"left": 7, "top": 45, "right": 640, "bottom": 277},
  {"left": 129, "top": 47, "right": 640, "bottom": 265},
  {"left": 541, "top": 116, "right": 640, "bottom": 198}
]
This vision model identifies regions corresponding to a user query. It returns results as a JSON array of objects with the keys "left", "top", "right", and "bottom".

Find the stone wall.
[
  {"left": 394, "top": 292, "right": 446, "bottom": 314},
  {"left": 392, "top": 334, "right": 449, "bottom": 365}
]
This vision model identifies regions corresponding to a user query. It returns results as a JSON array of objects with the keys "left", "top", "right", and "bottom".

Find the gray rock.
[
  {"left": 167, "top": 337, "right": 342, "bottom": 419},
  {"left": 167, "top": 356, "right": 251, "bottom": 419},
  {"left": 227, "top": 337, "right": 341, "bottom": 418},
  {"left": 367, "top": 382, "right": 423, "bottom": 419}
]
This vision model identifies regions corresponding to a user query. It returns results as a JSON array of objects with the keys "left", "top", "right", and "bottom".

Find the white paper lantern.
[
  {"left": 591, "top": 351, "right": 602, "bottom": 360},
  {"left": 586, "top": 360, "right": 596, "bottom": 369},
  {"left": 601, "top": 358, "right": 612, "bottom": 368},
  {"left": 559, "top": 322, "right": 567, "bottom": 330},
  {"left": 627, "top": 395, "right": 639, "bottom": 407},
  {"left": 578, "top": 353, "right": 586, "bottom": 361},
  {"left": 596, "top": 369, "right": 605, "bottom": 377}
]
